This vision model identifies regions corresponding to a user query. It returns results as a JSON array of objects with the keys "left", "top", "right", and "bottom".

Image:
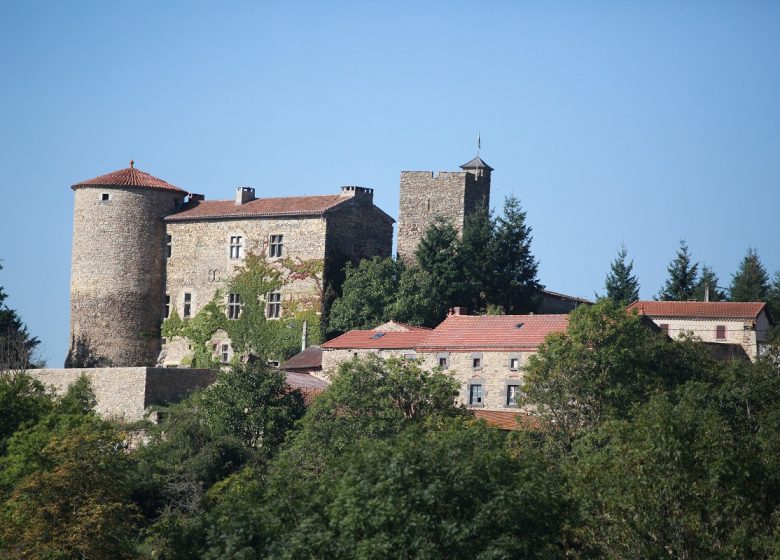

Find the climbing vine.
[{"left": 161, "top": 253, "right": 324, "bottom": 367}]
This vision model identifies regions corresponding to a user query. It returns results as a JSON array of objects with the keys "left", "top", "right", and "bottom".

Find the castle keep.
[{"left": 68, "top": 162, "right": 394, "bottom": 367}]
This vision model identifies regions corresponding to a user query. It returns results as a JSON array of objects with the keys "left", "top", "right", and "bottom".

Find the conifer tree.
[
  {"left": 729, "top": 248, "right": 770, "bottom": 302},
  {"left": 657, "top": 241, "right": 698, "bottom": 301},
  {"left": 491, "top": 195, "right": 541, "bottom": 313},
  {"left": 459, "top": 201, "right": 496, "bottom": 313},
  {"left": 693, "top": 265, "right": 726, "bottom": 302},
  {"left": 414, "top": 217, "right": 463, "bottom": 317},
  {"left": 604, "top": 244, "right": 640, "bottom": 305},
  {"left": 0, "top": 264, "right": 40, "bottom": 370}
]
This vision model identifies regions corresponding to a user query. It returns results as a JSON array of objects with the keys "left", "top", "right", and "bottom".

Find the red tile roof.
[
  {"left": 472, "top": 410, "right": 540, "bottom": 431},
  {"left": 282, "top": 346, "right": 322, "bottom": 371},
  {"left": 416, "top": 314, "right": 569, "bottom": 352},
  {"left": 72, "top": 162, "right": 186, "bottom": 193},
  {"left": 165, "top": 194, "right": 349, "bottom": 221},
  {"left": 627, "top": 301, "right": 767, "bottom": 320},
  {"left": 374, "top": 321, "right": 432, "bottom": 332},
  {"left": 322, "top": 329, "right": 430, "bottom": 350},
  {"left": 284, "top": 370, "right": 329, "bottom": 404}
]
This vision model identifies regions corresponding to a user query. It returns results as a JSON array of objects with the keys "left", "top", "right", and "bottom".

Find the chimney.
[
  {"left": 449, "top": 307, "right": 469, "bottom": 316},
  {"left": 340, "top": 185, "right": 374, "bottom": 202},
  {"left": 235, "top": 187, "right": 255, "bottom": 205}
]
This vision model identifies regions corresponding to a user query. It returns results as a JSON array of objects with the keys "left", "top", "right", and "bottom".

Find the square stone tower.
[{"left": 396, "top": 155, "right": 492, "bottom": 263}]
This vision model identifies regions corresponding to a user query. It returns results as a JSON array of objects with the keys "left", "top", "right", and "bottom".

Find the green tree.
[
  {"left": 730, "top": 247, "right": 770, "bottom": 302},
  {"left": 459, "top": 200, "right": 496, "bottom": 313},
  {"left": 767, "top": 271, "right": 780, "bottom": 342},
  {"left": 414, "top": 217, "right": 464, "bottom": 318},
  {"left": 657, "top": 240, "right": 699, "bottom": 301},
  {"left": 328, "top": 257, "right": 404, "bottom": 332},
  {"left": 491, "top": 195, "right": 542, "bottom": 313},
  {"left": 603, "top": 244, "right": 640, "bottom": 304},
  {"left": 523, "top": 299, "right": 714, "bottom": 451},
  {"left": 0, "top": 372, "right": 51, "bottom": 454},
  {"left": 390, "top": 266, "right": 441, "bottom": 327},
  {"left": 694, "top": 263, "right": 727, "bottom": 302},
  {"left": 0, "top": 264, "right": 40, "bottom": 370}
]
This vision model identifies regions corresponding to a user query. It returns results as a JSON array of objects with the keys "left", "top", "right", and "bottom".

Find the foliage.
[
  {"left": 160, "top": 253, "right": 323, "bottom": 366},
  {"left": 0, "top": 263, "right": 40, "bottom": 370},
  {"left": 490, "top": 195, "right": 542, "bottom": 313},
  {"left": 694, "top": 263, "right": 727, "bottom": 302},
  {"left": 768, "top": 271, "right": 780, "bottom": 341},
  {"left": 730, "top": 247, "right": 770, "bottom": 302},
  {"left": 523, "top": 299, "right": 714, "bottom": 451},
  {"left": 390, "top": 266, "right": 442, "bottom": 327},
  {"left": 328, "top": 257, "right": 404, "bottom": 333},
  {"left": 0, "top": 372, "right": 51, "bottom": 454},
  {"left": 657, "top": 240, "right": 699, "bottom": 301},
  {"left": 459, "top": 200, "right": 497, "bottom": 312},
  {"left": 415, "top": 216, "right": 464, "bottom": 319},
  {"left": 603, "top": 244, "right": 640, "bottom": 305}
]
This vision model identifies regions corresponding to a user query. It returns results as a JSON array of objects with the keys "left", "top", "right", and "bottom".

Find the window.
[
  {"left": 509, "top": 355, "right": 520, "bottom": 370},
  {"left": 221, "top": 344, "right": 229, "bottom": 363},
  {"left": 166, "top": 234, "right": 172, "bottom": 259},
  {"left": 101, "top": 193, "right": 110, "bottom": 202},
  {"left": 437, "top": 353, "right": 449, "bottom": 369},
  {"left": 266, "top": 292, "right": 281, "bottom": 318},
  {"left": 230, "top": 236, "right": 243, "bottom": 259},
  {"left": 403, "top": 352, "right": 416, "bottom": 361},
  {"left": 183, "top": 293, "right": 192, "bottom": 318},
  {"left": 715, "top": 325, "right": 726, "bottom": 340},
  {"left": 269, "top": 234, "right": 283, "bottom": 258},
  {"left": 164, "top": 294, "right": 170, "bottom": 318},
  {"left": 471, "top": 353, "right": 483, "bottom": 370},
  {"left": 469, "top": 383, "right": 484, "bottom": 406},
  {"left": 227, "top": 293, "right": 241, "bottom": 320},
  {"left": 506, "top": 384, "right": 520, "bottom": 407},
  {"left": 659, "top": 323, "right": 669, "bottom": 335},
  {"left": 267, "top": 360, "right": 280, "bottom": 367}
]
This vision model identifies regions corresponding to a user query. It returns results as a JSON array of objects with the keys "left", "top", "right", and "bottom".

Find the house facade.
[{"left": 627, "top": 301, "right": 773, "bottom": 361}]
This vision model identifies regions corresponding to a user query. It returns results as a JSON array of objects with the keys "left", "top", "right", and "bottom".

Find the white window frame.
[
  {"left": 266, "top": 291, "right": 282, "bottom": 319},
  {"left": 268, "top": 234, "right": 283, "bottom": 258},
  {"left": 227, "top": 293, "right": 241, "bottom": 320},
  {"left": 229, "top": 235, "right": 244, "bottom": 260}
]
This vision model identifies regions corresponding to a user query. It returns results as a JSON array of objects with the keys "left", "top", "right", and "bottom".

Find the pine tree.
[
  {"left": 415, "top": 217, "right": 463, "bottom": 317},
  {"left": 729, "top": 248, "right": 770, "bottom": 302},
  {"left": 657, "top": 241, "right": 698, "bottom": 301},
  {"left": 0, "top": 264, "right": 40, "bottom": 370},
  {"left": 604, "top": 245, "right": 640, "bottom": 305},
  {"left": 767, "top": 271, "right": 780, "bottom": 341},
  {"left": 693, "top": 265, "right": 726, "bottom": 302},
  {"left": 490, "top": 196, "right": 542, "bottom": 314},
  {"left": 459, "top": 200, "right": 496, "bottom": 314}
]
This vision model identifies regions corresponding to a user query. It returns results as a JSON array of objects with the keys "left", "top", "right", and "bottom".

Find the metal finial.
[{"left": 130, "top": 159, "right": 134, "bottom": 168}]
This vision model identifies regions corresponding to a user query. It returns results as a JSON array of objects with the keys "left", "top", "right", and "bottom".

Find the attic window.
[
  {"left": 370, "top": 332, "right": 386, "bottom": 339},
  {"left": 515, "top": 322, "right": 525, "bottom": 329},
  {"left": 101, "top": 193, "right": 110, "bottom": 202}
]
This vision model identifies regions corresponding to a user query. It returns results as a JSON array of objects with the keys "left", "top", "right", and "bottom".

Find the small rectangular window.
[
  {"left": 715, "top": 325, "right": 726, "bottom": 340},
  {"left": 221, "top": 344, "right": 229, "bottom": 363},
  {"left": 438, "top": 357, "right": 448, "bottom": 368},
  {"left": 227, "top": 293, "right": 241, "bottom": 320},
  {"left": 164, "top": 294, "right": 170, "bottom": 318},
  {"left": 403, "top": 352, "right": 416, "bottom": 361},
  {"left": 230, "top": 236, "right": 243, "bottom": 259},
  {"left": 267, "top": 360, "right": 280, "bottom": 367},
  {"left": 101, "top": 193, "right": 110, "bottom": 202},
  {"left": 506, "top": 384, "right": 520, "bottom": 407},
  {"left": 166, "top": 234, "right": 172, "bottom": 259},
  {"left": 469, "top": 384, "right": 483, "bottom": 406},
  {"left": 509, "top": 357, "right": 520, "bottom": 370},
  {"left": 183, "top": 292, "right": 192, "bottom": 318},
  {"left": 266, "top": 292, "right": 281, "bottom": 319},
  {"left": 269, "top": 234, "right": 283, "bottom": 258},
  {"left": 472, "top": 356, "right": 482, "bottom": 369}
]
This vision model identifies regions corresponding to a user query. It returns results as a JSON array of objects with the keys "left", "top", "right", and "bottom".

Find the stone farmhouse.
[
  {"left": 68, "top": 162, "right": 393, "bottom": 368},
  {"left": 321, "top": 308, "right": 569, "bottom": 423},
  {"left": 627, "top": 301, "right": 772, "bottom": 361}
]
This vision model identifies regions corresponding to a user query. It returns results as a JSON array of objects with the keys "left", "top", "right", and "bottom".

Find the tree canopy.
[
  {"left": 0, "top": 264, "right": 40, "bottom": 370},
  {"left": 730, "top": 247, "right": 770, "bottom": 302},
  {"left": 603, "top": 244, "right": 640, "bottom": 304},
  {"left": 657, "top": 240, "right": 699, "bottom": 301}
]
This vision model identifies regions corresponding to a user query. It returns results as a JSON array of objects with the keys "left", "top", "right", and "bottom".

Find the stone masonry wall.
[
  {"left": 651, "top": 316, "right": 761, "bottom": 360},
  {"left": 320, "top": 348, "right": 415, "bottom": 375},
  {"left": 70, "top": 187, "right": 182, "bottom": 367},
  {"left": 28, "top": 367, "right": 215, "bottom": 421}
]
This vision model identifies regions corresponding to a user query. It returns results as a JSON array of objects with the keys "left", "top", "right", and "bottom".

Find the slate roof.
[
  {"left": 322, "top": 329, "right": 430, "bottom": 350},
  {"left": 282, "top": 346, "right": 322, "bottom": 371},
  {"left": 72, "top": 162, "right": 186, "bottom": 193},
  {"left": 165, "top": 194, "right": 349, "bottom": 221},
  {"left": 416, "top": 314, "right": 568, "bottom": 352},
  {"left": 460, "top": 155, "right": 494, "bottom": 171},
  {"left": 627, "top": 301, "right": 767, "bottom": 320}
]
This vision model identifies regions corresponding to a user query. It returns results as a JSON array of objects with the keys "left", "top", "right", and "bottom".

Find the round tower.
[{"left": 67, "top": 161, "right": 187, "bottom": 367}]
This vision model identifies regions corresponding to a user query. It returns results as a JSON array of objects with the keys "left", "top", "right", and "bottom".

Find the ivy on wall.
[{"left": 161, "top": 253, "right": 323, "bottom": 367}]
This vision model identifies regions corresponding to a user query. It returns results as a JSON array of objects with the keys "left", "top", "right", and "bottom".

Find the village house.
[{"left": 627, "top": 301, "right": 772, "bottom": 361}]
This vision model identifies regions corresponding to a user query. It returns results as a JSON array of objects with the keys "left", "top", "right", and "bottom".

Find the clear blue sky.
[{"left": 2, "top": 1, "right": 779, "bottom": 366}]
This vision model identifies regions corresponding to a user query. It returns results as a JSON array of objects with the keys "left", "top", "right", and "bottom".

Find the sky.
[{"left": 1, "top": 1, "right": 779, "bottom": 366}]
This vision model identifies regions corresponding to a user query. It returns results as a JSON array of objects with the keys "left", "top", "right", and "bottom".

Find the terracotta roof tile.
[
  {"left": 165, "top": 194, "right": 348, "bottom": 221},
  {"left": 627, "top": 301, "right": 767, "bottom": 320},
  {"left": 374, "top": 321, "right": 432, "bottom": 332},
  {"left": 72, "top": 162, "right": 186, "bottom": 193},
  {"left": 472, "top": 410, "right": 540, "bottom": 431},
  {"left": 322, "top": 330, "right": 430, "bottom": 350},
  {"left": 282, "top": 346, "right": 322, "bottom": 371},
  {"left": 416, "top": 314, "right": 568, "bottom": 352}
]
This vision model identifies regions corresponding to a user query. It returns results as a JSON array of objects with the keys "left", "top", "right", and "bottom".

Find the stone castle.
[{"left": 67, "top": 155, "right": 492, "bottom": 367}]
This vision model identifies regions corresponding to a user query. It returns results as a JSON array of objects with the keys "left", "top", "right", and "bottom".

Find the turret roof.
[
  {"left": 72, "top": 161, "right": 187, "bottom": 193},
  {"left": 460, "top": 155, "right": 494, "bottom": 171}
]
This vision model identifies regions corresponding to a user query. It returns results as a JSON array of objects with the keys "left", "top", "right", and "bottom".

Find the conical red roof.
[{"left": 72, "top": 161, "right": 186, "bottom": 193}]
